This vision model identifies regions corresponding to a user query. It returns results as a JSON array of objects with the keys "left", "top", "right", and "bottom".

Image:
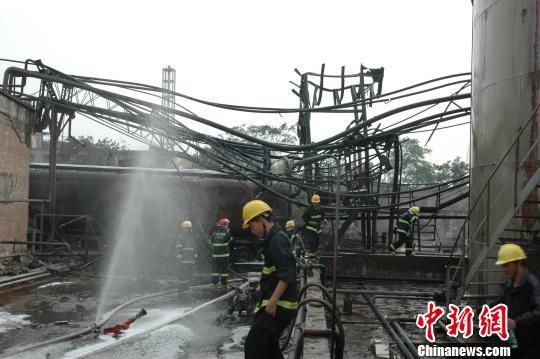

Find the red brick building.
[{"left": 0, "top": 93, "right": 33, "bottom": 255}]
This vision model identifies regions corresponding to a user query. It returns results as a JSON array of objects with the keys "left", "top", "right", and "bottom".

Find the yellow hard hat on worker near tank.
[
  {"left": 182, "top": 220, "right": 192, "bottom": 229},
  {"left": 285, "top": 220, "right": 295, "bottom": 229},
  {"left": 311, "top": 194, "right": 321, "bottom": 203},
  {"left": 495, "top": 243, "right": 527, "bottom": 265},
  {"left": 242, "top": 200, "right": 272, "bottom": 229},
  {"left": 410, "top": 207, "right": 420, "bottom": 215}
]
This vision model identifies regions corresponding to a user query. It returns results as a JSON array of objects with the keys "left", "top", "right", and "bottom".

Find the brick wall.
[{"left": 0, "top": 94, "right": 32, "bottom": 256}]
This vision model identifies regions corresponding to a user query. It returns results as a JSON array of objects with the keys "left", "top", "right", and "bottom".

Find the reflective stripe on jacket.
[
  {"left": 176, "top": 231, "right": 197, "bottom": 264},
  {"left": 209, "top": 228, "right": 231, "bottom": 258},
  {"left": 394, "top": 210, "right": 419, "bottom": 238},
  {"left": 257, "top": 224, "right": 298, "bottom": 318},
  {"left": 302, "top": 206, "right": 325, "bottom": 233}
]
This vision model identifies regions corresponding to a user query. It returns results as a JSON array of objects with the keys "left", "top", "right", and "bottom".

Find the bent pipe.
[
  {"left": 287, "top": 269, "right": 306, "bottom": 359},
  {"left": 297, "top": 282, "right": 333, "bottom": 307},
  {"left": 281, "top": 298, "right": 345, "bottom": 358},
  {"left": 300, "top": 263, "right": 327, "bottom": 281},
  {"left": 303, "top": 329, "right": 345, "bottom": 359}
]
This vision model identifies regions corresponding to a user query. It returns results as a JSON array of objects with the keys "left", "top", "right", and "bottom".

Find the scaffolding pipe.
[
  {"left": 331, "top": 288, "right": 435, "bottom": 297},
  {"left": 363, "top": 293, "right": 415, "bottom": 359},
  {"left": 391, "top": 321, "right": 420, "bottom": 359},
  {"left": 0, "top": 240, "right": 71, "bottom": 267}
]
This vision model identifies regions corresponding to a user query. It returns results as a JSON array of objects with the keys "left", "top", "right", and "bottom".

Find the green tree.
[
  {"left": 400, "top": 138, "right": 436, "bottom": 184},
  {"left": 388, "top": 138, "right": 468, "bottom": 184},
  {"left": 433, "top": 157, "right": 469, "bottom": 182},
  {"left": 221, "top": 122, "right": 297, "bottom": 144},
  {"left": 77, "top": 136, "right": 127, "bottom": 151}
]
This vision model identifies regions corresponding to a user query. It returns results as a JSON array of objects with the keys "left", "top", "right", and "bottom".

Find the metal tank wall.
[
  {"left": 28, "top": 165, "right": 261, "bottom": 241},
  {"left": 470, "top": 0, "right": 540, "bottom": 295}
]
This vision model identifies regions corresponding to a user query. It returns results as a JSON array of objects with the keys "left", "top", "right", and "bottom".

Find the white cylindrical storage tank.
[{"left": 470, "top": 0, "right": 540, "bottom": 296}]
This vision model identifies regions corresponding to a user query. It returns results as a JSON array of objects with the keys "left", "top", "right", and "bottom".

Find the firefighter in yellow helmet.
[
  {"left": 242, "top": 200, "right": 298, "bottom": 359},
  {"left": 285, "top": 220, "right": 302, "bottom": 258},
  {"left": 176, "top": 220, "right": 198, "bottom": 293},
  {"left": 490, "top": 243, "right": 540, "bottom": 357},
  {"left": 301, "top": 194, "right": 326, "bottom": 258},
  {"left": 389, "top": 206, "right": 420, "bottom": 256}
]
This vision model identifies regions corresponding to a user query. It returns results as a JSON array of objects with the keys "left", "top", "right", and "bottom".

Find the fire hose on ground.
[
  {"left": 66, "top": 281, "right": 250, "bottom": 359},
  {"left": 2, "top": 279, "right": 247, "bottom": 358}
]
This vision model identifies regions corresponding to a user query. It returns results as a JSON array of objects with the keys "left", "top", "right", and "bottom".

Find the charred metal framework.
[
  {"left": 1, "top": 59, "right": 471, "bottom": 252},
  {"left": 293, "top": 65, "right": 388, "bottom": 245}
]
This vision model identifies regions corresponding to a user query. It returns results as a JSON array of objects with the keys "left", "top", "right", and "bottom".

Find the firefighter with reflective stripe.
[
  {"left": 302, "top": 194, "right": 325, "bottom": 258},
  {"left": 242, "top": 200, "right": 298, "bottom": 359},
  {"left": 285, "top": 220, "right": 302, "bottom": 258},
  {"left": 389, "top": 207, "right": 420, "bottom": 256},
  {"left": 176, "top": 220, "right": 198, "bottom": 287},
  {"left": 209, "top": 218, "right": 231, "bottom": 289}
]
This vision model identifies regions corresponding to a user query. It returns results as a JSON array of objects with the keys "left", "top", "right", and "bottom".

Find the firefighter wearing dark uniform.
[
  {"left": 209, "top": 218, "right": 231, "bottom": 288},
  {"left": 389, "top": 206, "right": 420, "bottom": 256},
  {"left": 176, "top": 220, "right": 197, "bottom": 287},
  {"left": 492, "top": 244, "right": 540, "bottom": 359},
  {"left": 302, "top": 194, "right": 325, "bottom": 258},
  {"left": 242, "top": 200, "right": 298, "bottom": 359},
  {"left": 285, "top": 220, "right": 302, "bottom": 258}
]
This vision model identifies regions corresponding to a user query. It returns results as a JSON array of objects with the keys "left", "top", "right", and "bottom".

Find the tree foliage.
[
  {"left": 77, "top": 136, "right": 127, "bottom": 152},
  {"left": 221, "top": 122, "right": 298, "bottom": 144},
  {"left": 221, "top": 125, "right": 468, "bottom": 185},
  {"left": 398, "top": 138, "right": 468, "bottom": 184}
]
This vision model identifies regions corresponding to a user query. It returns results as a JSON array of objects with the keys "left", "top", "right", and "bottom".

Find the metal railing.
[{"left": 446, "top": 101, "right": 540, "bottom": 305}]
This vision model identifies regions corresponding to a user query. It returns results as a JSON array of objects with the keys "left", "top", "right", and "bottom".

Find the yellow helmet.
[
  {"left": 311, "top": 194, "right": 321, "bottom": 203},
  {"left": 410, "top": 207, "right": 420, "bottom": 215},
  {"left": 495, "top": 243, "right": 527, "bottom": 265},
  {"left": 285, "top": 220, "right": 295, "bottom": 229},
  {"left": 181, "top": 220, "right": 192, "bottom": 229},
  {"left": 242, "top": 200, "right": 272, "bottom": 229}
]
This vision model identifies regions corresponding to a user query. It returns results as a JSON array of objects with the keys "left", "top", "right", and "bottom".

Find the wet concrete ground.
[
  {"left": 0, "top": 273, "right": 504, "bottom": 358},
  {"left": 0, "top": 275, "right": 250, "bottom": 358}
]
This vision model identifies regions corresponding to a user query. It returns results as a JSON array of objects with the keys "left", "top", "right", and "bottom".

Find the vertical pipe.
[
  {"left": 48, "top": 106, "right": 58, "bottom": 243},
  {"left": 389, "top": 138, "right": 400, "bottom": 244},
  {"left": 445, "top": 265, "right": 451, "bottom": 308},
  {"left": 330, "top": 155, "right": 340, "bottom": 359},
  {"left": 84, "top": 217, "right": 89, "bottom": 263},
  {"left": 514, "top": 137, "right": 519, "bottom": 207},
  {"left": 39, "top": 202, "right": 44, "bottom": 251}
]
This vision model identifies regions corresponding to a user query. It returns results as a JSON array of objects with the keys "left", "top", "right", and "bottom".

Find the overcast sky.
[{"left": 0, "top": 0, "right": 472, "bottom": 163}]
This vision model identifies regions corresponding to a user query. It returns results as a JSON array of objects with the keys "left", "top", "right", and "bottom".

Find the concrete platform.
[{"left": 321, "top": 252, "right": 460, "bottom": 282}]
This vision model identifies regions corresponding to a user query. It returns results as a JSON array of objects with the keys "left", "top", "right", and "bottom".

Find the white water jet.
[{"left": 95, "top": 167, "right": 184, "bottom": 322}]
